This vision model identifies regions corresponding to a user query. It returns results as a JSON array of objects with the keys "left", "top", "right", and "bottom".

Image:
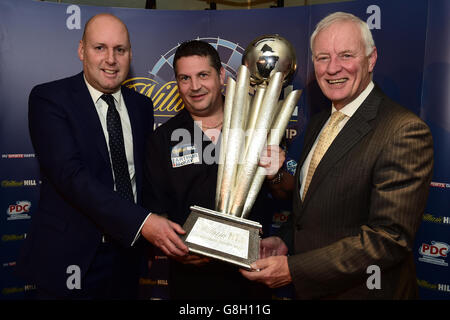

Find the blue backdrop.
[{"left": 0, "top": 0, "right": 448, "bottom": 300}]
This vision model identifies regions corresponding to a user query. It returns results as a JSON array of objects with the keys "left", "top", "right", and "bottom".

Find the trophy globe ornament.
[{"left": 242, "top": 34, "right": 297, "bottom": 86}]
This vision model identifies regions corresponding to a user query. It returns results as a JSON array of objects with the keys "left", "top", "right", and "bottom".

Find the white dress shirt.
[
  {"left": 299, "top": 82, "right": 375, "bottom": 199},
  {"left": 84, "top": 77, "right": 137, "bottom": 202},
  {"left": 84, "top": 76, "right": 151, "bottom": 245}
]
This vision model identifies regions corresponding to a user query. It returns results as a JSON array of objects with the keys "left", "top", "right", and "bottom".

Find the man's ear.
[
  {"left": 368, "top": 46, "right": 377, "bottom": 73},
  {"left": 219, "top": 66, "right": 226, "bottom": 86},
  {"left": 77, "top": 40, "right": 84, "bottom": 61}
]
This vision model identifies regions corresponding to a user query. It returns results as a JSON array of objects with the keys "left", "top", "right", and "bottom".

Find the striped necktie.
[{"left": 303, "top": 111, "right": 346, "bottom": 199}]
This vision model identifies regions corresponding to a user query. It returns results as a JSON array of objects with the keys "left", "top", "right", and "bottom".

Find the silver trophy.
[{"left": 182, "top": 35, "right": 302, "bottom": 270}]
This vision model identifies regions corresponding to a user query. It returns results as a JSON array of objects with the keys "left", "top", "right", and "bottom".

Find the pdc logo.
[
  {"left": 6, "top": 201, "right": 32, "bottom": 220},
  {"left": 418, "top": 241, "right": 449, "bottom": 267}
]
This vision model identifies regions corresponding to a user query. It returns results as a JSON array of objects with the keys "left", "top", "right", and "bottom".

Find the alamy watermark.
[
  {"left": 366, "top": 265, "right": 381, "bottom": 290},
  {"left": 66, "top": 265, "right": 81, "bottom": 290}
]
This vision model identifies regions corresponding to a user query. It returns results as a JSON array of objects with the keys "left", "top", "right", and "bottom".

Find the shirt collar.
[
  {"left": 83, "top": 74, "right": 122, "bottom": 108},
  {"left": 332, "top": 81, "right": 374, "bottom": 117}
]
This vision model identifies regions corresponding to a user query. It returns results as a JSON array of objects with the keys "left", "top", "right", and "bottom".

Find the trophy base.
[{"left": 181, "top": 206, "right": 262, "bottom": 270}]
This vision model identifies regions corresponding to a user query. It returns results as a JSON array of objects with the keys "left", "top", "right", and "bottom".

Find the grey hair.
[{"left": 310, "top": 12, "right": 375, "bottom": 60}]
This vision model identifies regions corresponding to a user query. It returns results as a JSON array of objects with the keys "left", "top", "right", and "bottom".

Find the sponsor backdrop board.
[
  {"left": 413, "top": 0, "right": 450, "bottom": 299},
  {"left": 0, "top": 0, "right": 448, "bottom": 299}
]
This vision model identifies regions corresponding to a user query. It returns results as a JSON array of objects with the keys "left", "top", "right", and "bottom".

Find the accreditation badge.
[{"left": 171, "top": 144, "right": 200, "bottom": 168}]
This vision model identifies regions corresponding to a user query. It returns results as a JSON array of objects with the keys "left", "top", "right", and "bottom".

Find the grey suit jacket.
[{"left": 282, "top": 85, "right": 433, "bottom": 299}]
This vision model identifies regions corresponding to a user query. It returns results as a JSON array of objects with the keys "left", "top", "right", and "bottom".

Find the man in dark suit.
[
  {"left": 241, "top": 12, "right": 434, "bottom": 299},
  {"left": 16, "top": 13, "right": 188, "bottom": 299}
]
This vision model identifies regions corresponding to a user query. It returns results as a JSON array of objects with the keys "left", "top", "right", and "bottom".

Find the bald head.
[{"left": 82, "top": 13, "right": 130, "bottom": 47}]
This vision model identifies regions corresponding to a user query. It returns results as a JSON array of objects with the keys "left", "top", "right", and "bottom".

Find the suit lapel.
[
  {"left": 292, "top": 111, "right": 329, "bottom": 215},
  {"left": 300, "top": 86, "right": 383, "bottom": 211},
  {"left": 70, "top": 72, "right": 111, "bottom": 168},
  {"left": 298, "top": 111, "right": 330, "bottom": 171}
]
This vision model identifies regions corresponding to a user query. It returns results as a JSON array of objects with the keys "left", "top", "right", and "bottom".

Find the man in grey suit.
[{"left": 240, "top": 12, "right": 433, "bottom": 299}]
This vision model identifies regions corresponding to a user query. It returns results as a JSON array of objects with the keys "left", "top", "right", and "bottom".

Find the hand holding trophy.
[{"left": 181, "top": 35, "right": 302, "bottom": 270}]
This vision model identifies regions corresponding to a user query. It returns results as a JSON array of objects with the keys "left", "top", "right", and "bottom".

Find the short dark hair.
[{"left": 173, "top": 40, "right": 222, "bottom": 75}]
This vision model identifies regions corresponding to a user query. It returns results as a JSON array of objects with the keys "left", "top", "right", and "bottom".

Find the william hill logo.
[
  {"left": 1, "top": 180, "right": 39, "bottom": 187},
  {"left": 124, "top": 78, "right": 184, "bottom": 120},
  {"left": 417, "top": 279, "right": 450, "bottom": 293},
  {"left": 423, "top": 213, "right": 450, "bottom": 225}
]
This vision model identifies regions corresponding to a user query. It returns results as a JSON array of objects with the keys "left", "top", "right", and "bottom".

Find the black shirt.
[{"left": 144, "top": 108, "right": 273, "bottom": 300}]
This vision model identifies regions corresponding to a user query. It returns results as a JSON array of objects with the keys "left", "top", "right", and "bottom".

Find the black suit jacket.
[
  {"left": 16, "top": 72, "right": 154, "bottom": 297},
  {"left": 281, "top": 85, "right": 433, "bottom": 299}
]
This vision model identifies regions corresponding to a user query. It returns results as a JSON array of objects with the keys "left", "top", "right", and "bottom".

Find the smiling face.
[
  {"left": 312, "top": 20, "right": 377, "bottom": 110},
  {"left": 175, "top": 55, "right": 225, "bottom": 118},
  {"left": 78, "top": 14, "right": 132, "bottom": 93}
]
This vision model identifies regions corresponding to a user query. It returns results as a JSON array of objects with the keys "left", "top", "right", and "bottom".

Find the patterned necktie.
[
  {"left": 101, "top": 94, "right": 134, "bottom": 202},
  {"left": 302, "top": 111, "right": 347, "bottom": 199}
]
